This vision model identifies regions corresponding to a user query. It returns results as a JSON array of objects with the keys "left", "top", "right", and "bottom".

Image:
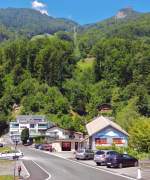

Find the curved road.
[{"left": 21, "top": 147, "right": 135, "bottom": 180}]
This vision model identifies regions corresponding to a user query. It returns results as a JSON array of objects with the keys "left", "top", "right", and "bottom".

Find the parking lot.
[{"left": 49, "top": 151, "right": 150, "bottom": 180}]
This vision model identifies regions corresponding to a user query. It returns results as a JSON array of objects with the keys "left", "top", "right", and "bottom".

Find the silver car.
[
  {"left": 94, "top": 150, "right": 118, "bottom": 165},
  {"left": 75, "top": 149, "right": 94, "bottom": 160}
]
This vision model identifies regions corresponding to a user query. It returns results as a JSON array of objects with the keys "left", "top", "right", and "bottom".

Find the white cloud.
[
  {"left": 32, "top": 1, "right": 46, "bottom": 9},
  {"left": 32, "top": 1, "right": 49, "bottom": 15},
  {"left": 40, "top": 9, "right": 49, "bottom": 15}
]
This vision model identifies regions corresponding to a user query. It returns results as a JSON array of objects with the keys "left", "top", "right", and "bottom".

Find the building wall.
[
  {"left": 52, "top": 142, "right": 62, "bottom": 152},
  {"left": 46, "top": 127, "right": 83, "bottom": 140},
  {"left": 46, "top": 127, "right": 69, "bottom": 139},
  {"left": 9, "top": 116, "right": 48, "bottom": 142},
  {"left": 91, "top": 126, "right": 128, "bottom": 150}
]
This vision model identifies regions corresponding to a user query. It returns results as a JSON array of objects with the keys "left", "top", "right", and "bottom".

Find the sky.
[{"left": 0, "top": 0, "right": 150, "bottom": 24}]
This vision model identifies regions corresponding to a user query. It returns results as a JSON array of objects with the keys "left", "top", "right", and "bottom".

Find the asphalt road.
[{"left": 20, "top": 147, "right": 135, "bottom": 180}]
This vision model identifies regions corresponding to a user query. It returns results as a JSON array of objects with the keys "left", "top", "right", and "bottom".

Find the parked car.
[
  {"left": 34, "top": 144, "right": 41, "bottom": 149},
  {"left": 37, "top": 144, "right": 52, "bottom": 152},
  {"left": 42, "top": 144, "right": 52, "bottom": 152},
  {"left": 106, "top": 153, "right": 138, "bottom": 168},
  {"left": 75, "top": 149, "right": 94, "bottom": 160},
  {"left": 94, "top": 150, "right": 119, "bottom": 165},
  {"left": 0, "top": 150, "right": 24, "bottom": 160}
]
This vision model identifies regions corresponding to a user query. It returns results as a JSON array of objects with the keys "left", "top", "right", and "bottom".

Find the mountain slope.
[
  {"left": 83, "top": 7, "right": 141, "bottom": 31},
  {"left": 0, "top": 8, "right": 79, "bottom": 37}
]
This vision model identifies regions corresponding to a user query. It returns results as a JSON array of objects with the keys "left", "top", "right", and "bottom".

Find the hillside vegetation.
[
  {"left": 0, "top": 8, "right": 78, "bottom": 40},
  {"left": 0, "top": 8, "right": 150, "bottom": 153}
]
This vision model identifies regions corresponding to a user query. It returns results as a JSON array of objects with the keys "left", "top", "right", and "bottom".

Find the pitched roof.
[{"left": 86, "top": 116, "right": 128, "bottom": 137}]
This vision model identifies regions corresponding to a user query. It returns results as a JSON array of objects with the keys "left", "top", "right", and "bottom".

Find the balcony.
[{"left": 38, "top": 124, "right": 48, "bottom": 130}]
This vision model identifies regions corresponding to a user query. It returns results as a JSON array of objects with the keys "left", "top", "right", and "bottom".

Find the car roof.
[{"left": 96, "top": 150, "right": 116, "bottom": 152}]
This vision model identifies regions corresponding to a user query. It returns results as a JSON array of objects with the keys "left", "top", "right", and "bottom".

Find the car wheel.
[
  {"left": 96, "top": 162, "right": 101, "bottom": 166},
  {"left": 107, "top": 165, "right": 110, "bottom": 168},
  {"left": 134, "top": 161, "right": 138, "bottom": 167},
  {"left": 119, "top": 163, "right": 123, "bottom": 168}
]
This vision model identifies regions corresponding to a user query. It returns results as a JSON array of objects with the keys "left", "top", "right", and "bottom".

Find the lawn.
[
  {"left": 0, "top": 176, "right": 18, "bottom": 180},
  {"left": 0, "top": 147, "right": 12, "bottom": 153}
]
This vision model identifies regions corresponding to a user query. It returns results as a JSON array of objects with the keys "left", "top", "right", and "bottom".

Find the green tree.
[
  {"left": 115, "top": 97, "right": 140, "bottom": 131},
  {"left": 129, "top": 117, "right": 150, "bottom": 153},
  {"left": 21, "top": 128, "right": 29, "bottom": 144}
]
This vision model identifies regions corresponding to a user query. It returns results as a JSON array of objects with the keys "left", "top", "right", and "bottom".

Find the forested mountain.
[
  {"left": 83, "top": 7, "right": 141, "bottom": 30},
  {"left": 0, "top": 8, "right": 79, "bottom": 39},
  {"left": 79, "top": 8, "right": 150, "bottom": 57},
  {"left": 0, "top": 7, "right": 150, "bottom": 152}
]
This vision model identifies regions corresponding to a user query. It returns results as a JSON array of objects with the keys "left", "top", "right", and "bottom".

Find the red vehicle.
[{"left": 41, "top": 144, "right": 52, "bottom": 152}]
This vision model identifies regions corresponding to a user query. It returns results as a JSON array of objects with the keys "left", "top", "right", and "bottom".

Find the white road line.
[
  {"left": 32, "top": 160, "right": 52, "bottom": 180},
  {"left": 31, "top": 148, "right": 137, "bottom": 180},
  {"left": 21, "top": 161, "right": 30, "bottom": 178}
]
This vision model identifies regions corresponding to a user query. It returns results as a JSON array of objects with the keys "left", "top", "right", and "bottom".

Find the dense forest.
[{"left": 0, "top": 7, "right": 150, "bottom": 153}]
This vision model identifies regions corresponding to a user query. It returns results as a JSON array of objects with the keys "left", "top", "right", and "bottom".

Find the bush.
[
  {"left": 96, "top": 145, "right": 149, "bottom": 160},
  {"left": 34, "top": 136, "right": 45, "bottom": 144}
]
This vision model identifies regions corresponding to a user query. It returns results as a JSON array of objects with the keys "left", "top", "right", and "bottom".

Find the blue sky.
[{"left": 0, "top": 0, "right": 150, "bottom": 24}]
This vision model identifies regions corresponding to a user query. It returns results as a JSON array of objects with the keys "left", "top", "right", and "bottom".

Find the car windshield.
[
  {"left": 107, "top": 151, "right": 118, "bottom": 155},
  {"left": 96, "top": 151, "right": 105, "bottom": 155}
]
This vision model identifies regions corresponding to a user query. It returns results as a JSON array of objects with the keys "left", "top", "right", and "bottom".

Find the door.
[
  {"left": 75, "top": 142, "right": 78, "bottom": 151},
  {"left": 62, "top": 142, "right": 71, "bottom": 151},
  {"left": 122, "top": 154, "right": 131, "bottom": 167}
]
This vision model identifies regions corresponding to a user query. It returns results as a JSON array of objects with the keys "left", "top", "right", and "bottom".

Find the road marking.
[
  {"left": 65, "top": 159, "right": 137, "bottom": 180},
  {"left": 32, "top": 160, "right": 51, "bottom": 180},
  {"left": 21, "top": 161, "right": 30, "bottom": 178},
  {"left": 31, "top": 148, "right": 137, "bottom": 180}
]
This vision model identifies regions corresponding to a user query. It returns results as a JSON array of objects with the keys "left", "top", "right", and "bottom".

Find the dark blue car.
[{"left": 106, "top": 153, "right": 138, "bottom": 168}]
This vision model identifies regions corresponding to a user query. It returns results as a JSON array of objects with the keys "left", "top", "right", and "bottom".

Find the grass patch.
[
  {"left": 0, "top": 176, "right": 18, "bottom": 180},
  {"left": 0, "top": 147, "right": 12, "bottom": 153},
  {"left": 77, "top": 58, "right": 95, "bottom": 70}
]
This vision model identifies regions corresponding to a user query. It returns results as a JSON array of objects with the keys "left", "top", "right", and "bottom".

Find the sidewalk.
[
  {"left": 16, "top": 160, "right": 30, "bottom": 179},
  {"left": 0, "top": 159, "right": 30, "bottom": 180}
]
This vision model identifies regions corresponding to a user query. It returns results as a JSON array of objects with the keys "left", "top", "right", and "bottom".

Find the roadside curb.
[{"left": 20, "top": 160, "right": 30, "bottom": 179}]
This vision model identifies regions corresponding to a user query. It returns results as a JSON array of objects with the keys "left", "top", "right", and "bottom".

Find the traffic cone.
[{"left": 137, "top": 167, "right": 142, "bottom": 179}]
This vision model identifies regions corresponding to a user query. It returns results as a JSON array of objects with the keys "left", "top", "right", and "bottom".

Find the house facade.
[
  {"left": 86, "top": 116, "right": 128, "bottom": 150},
  {"left": 45, "top": 127, "right": 83, "bottom": 152},
  {"left": 9, "top": 115, "right": 50, "bottom": 142}
]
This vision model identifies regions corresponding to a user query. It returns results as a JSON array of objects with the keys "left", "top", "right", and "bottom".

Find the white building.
[
  {"left": 45, "top": 127, "right": 83, "bottom": 152},
  {"left": 9, "top": 115, "right": 50, "bottom": 142}
]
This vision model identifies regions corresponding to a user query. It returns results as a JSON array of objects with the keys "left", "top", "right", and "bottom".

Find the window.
[
  {"left": 113, "top": 138, "right": 123, "bottom": 144},
  {"left": 10, "top": 123, "right": 19, "bottom": 128},
  {"left": 95, "top": 138, "right": 107, "bottom": 145},
  {"left": 30, "top": 124, "right": 35, "bottom": 128}
]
